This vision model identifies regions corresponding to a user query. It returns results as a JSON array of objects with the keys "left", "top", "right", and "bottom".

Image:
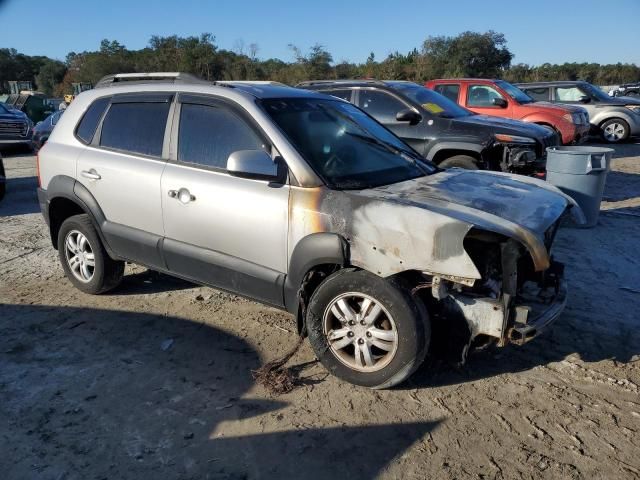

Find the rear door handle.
[
  {"left": 81, "top": 169, "right": 101, "bottom": 180},
  {"left": 168, "top": 188, "right": 196, "bottom": 204}
]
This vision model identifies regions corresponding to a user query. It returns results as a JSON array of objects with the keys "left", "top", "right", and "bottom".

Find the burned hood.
[
  {"left": 364, "top": 170, "right": 570, "bottom": 234},
  {"left": 289, "top": 171, "right": 583, "bottom": 281},
  {"left": 341, "top": 169, "right": 582, "bottom": 273}
]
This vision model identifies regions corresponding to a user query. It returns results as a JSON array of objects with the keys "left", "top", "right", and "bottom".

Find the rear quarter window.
[{"left": 75, "top": 97, "right": 110, "bottom": 144}]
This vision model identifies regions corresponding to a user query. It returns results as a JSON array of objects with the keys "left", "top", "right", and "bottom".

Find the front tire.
[
  {"left": 307, "top": 269, "right": 430, "bottom": 389},
  {"left": 439, "top": 155, "right": 479, "bottom": 170},
  {"left": 57, "top": 214, "right": 124, "bottom": 294},
  {"left": 600, "top": 118, "right": 629, "bottom": 143}
]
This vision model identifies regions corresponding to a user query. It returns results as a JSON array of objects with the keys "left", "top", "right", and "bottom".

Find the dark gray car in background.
[
  {"left": 298, "top": 80, "right": 558, "bottom": 174},
  {"left": 516, "top": 80, "right": 640, "bottom": 143}
]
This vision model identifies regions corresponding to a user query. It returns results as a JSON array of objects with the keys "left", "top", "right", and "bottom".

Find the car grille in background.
[{"left": 0, "top": 121, "right": 28, "bottom": 137}]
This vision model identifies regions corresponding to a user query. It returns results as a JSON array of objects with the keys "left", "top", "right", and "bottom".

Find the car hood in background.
[
  {"left": 525, "top": 101, "right": 587, "bottom": 115},
  {"left": 453, "top": 114, "right": 552, "bottom": 140},
  {"left": 594, "top": 96, "right": 640, "bottom": 107},
  {"left": 0, "top": 112, "right": 27, "bottom": 122}
]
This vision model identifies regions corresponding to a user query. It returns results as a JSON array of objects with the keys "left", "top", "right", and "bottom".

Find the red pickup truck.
[{"left": 425, "top": 78, "right": 590, "bottom": 145}]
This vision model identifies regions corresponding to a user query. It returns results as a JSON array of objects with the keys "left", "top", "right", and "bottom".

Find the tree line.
[{"left": 2, "top": 31, "right": 639, "bottom": 97}]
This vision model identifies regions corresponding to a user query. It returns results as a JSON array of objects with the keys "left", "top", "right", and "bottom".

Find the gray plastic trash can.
[{"left": 545, "top": 146, "right": 613, "bottom": 228}]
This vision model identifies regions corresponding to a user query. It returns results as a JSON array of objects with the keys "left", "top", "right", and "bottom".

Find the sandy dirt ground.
[{"left": 1, "top": 143, "right": 639, "bottom": 480}]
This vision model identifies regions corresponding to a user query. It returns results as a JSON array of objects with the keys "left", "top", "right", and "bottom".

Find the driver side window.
[
  {"left": 467, "top": 85, "right": 505, "bottom": 107},
  {"left": 357, "top": 90, "right": 407, "bottom": 123}
]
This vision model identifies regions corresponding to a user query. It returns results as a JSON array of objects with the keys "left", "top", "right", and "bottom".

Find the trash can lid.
[
  {"left": 547, "top": 146, "right": 614, "bottom": 155},
  {"left": 545, "top": 146, "right": 613, "bottom": 174}
]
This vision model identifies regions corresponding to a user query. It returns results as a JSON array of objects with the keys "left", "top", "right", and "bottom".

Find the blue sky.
[{"left": 1, "top": 0, "right": 638, "bottom": 65}]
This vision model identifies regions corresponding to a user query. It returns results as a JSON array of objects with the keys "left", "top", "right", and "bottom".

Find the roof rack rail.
[
  {"left": 215, "top": 81, "right": 288, "bottom": 87},
  {"left": 296, "top": 79, "right": 385, "bottom": 87},
  {"left": 94, "top": 72, "right": 205, "bottom": 89}
]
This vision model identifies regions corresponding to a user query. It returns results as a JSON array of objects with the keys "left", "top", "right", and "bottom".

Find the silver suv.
[
  {"left": 37, "top": 73, "right": 584, "bottom": 388},
  {"left": 516, "top": 80, "right": 640, "bottom": 143}
]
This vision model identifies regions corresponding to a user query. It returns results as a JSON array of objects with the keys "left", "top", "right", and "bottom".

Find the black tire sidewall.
[
  {"left": 307, "top": 269, "right": 429, "bottom": 389},
  {"left": 57, "top": 214, "right": 110, "bottom": 294},
  {"left": 601, "top": 118, "right": 629, "bottom": 143}
]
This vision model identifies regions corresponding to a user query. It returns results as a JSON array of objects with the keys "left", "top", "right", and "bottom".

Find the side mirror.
[
  {"left": 396, "top": 108, "right": 422, "bottom": 125},
  {"left": 578, "top": 95, "right": 591, "bottom": 104},
  {"left": 227, "top": 149, "right": 281, "bottom": 181},
  {"left": 492, "top": 98, "right": 508, "bottom": 108}
]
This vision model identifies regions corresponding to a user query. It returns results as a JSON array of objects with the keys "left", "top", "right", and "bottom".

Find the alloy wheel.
[
  {"left": 64, "top": 230, "right": 95, "bottom": 282},
  {"left": 322, "top": 292, "right": 398, "bottom": 372},
  {"left": 603, "top": 122, "right": 626, "bottom": 142}
]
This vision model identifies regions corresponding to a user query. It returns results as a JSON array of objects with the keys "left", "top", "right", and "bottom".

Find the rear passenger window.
[
  {"left": 177, "top": 103, "right": 266, "bottom": 170},
  {"left": 76, "top": 97, "right": 110, "bottom": 144},
  {"left": 434, "top": 84, "right": 460, "bottom": 103},
  {"left": 99, "top": 102, "right": 170, "bottom": 157},
  {"left": 524, "top": 87, "right": 549, "bottom": 101}
]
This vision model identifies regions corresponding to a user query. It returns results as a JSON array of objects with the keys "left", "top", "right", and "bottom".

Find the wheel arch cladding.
[
  {"left": 46, "top": 175, "right": 113, "bottom": 255},
  {"left": 426, "top": 142, "right": 484, "bottom": 162},
  {"left": 284, "top": 232, "right": 349, "bottom": 323}
]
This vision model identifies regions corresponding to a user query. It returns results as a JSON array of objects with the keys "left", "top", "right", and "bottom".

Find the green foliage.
[{"left": 1, "top": 32, "right": 639, "bottom": 96}]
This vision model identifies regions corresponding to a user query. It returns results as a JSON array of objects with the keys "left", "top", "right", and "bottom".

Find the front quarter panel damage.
[{"left": 288, "top": 187, "right": 481, "bottom": 280}]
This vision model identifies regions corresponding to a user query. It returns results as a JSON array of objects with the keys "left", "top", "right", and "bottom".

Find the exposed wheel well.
[
  {"left": 296, "top": 263, "right": 343, "bottom": 335},
  {"left": 48, "top": 197, "right": 85, "bottom": 249},
  {"left": 431, "top": 149, "right": 480, "bottom": 165}
]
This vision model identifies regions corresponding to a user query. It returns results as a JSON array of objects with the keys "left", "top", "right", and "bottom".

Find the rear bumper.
[{"left": 38, "top": 187, "right": 50, "bottom": 225}]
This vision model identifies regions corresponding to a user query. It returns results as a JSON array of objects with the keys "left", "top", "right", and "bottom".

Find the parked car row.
[
  {"left": 514, "top": 80, "right": 640, "bottom": 143},
  {"left": 610, "top": 82, "right": 640, "bottom": 99},
  {"left": 36, "top": 73, "right": 584, "bottom": 389},
  {"left": 426, "top": 78, "right": 591, "bottom": 144},
  {"left": 298, "top": 80, "right": 558, "bottom": 173}
]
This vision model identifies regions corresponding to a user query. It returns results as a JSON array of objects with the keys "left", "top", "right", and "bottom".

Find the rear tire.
[
  {"left": 306, "top": 269, "right": 430, "bottom": 389},
  {"left": 439, "top": 155, "right": 479, "bottom": 170},
  {"left": 57, "top": 214, "right": 124, "bottom": 294},
  {"left": 600, "top": 118, "right": 629, "bottom": 143}
]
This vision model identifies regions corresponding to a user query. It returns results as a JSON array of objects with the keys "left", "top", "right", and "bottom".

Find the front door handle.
[
  {"left": 168, "top": 188, "right": 196, "bottom": 204},
  {"left": 81, "top": 169, "right": 101, "bottom": 180}
]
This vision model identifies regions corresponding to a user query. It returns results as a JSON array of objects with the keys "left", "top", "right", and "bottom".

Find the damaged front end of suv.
[{"left": 290, "top": 168, "right": 584, "bottom": 356}]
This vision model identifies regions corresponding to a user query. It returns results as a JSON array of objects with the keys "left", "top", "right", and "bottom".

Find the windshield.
[
  {"left": 261, "top": 98, "right": 434, "bottom": 190},
  {"left": 580, "top": 83, "right": 611, "bottom": 101},
  {"left": 496, "top": 80, "right": 535, "bottom": 104},
  {"left": 390, "top": 83, "right": 472, "bottom": 118}
]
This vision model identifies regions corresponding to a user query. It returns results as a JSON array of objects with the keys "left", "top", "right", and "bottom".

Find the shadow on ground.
[
  {"left": 0, "top": 175, "right": 40, "bottom": 217},
  {"left": 0, "top": 304, "right": 438, "bottom": 479}
]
